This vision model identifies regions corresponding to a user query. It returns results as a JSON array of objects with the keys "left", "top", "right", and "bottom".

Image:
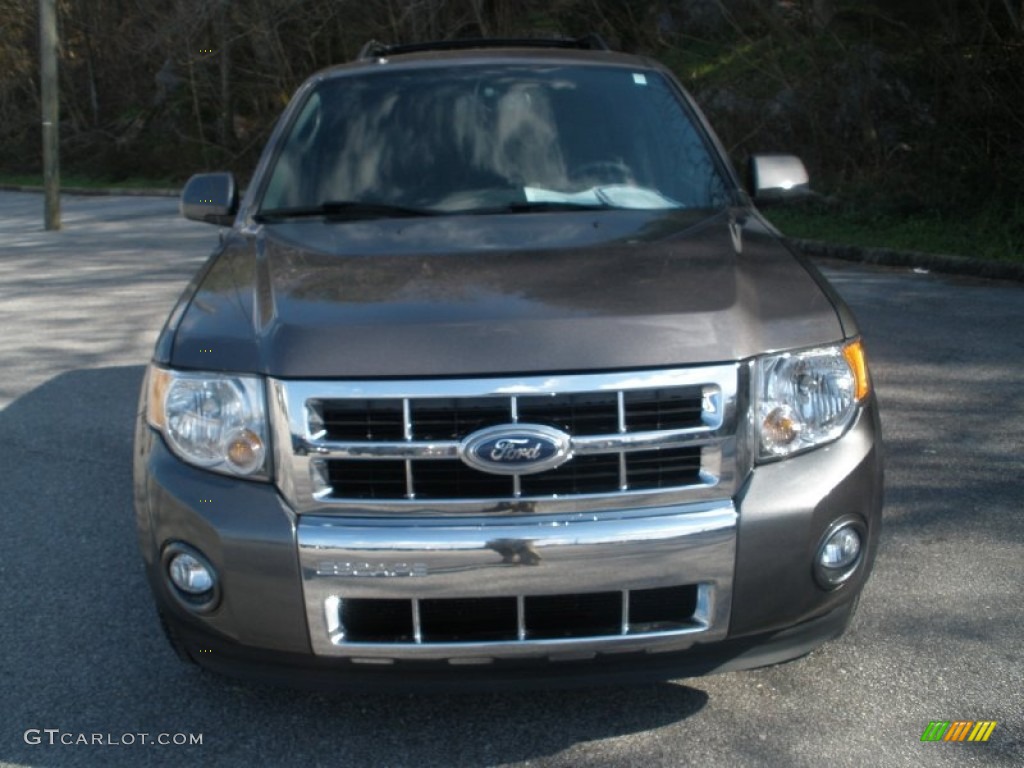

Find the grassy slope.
[
  {"left": 668, "top": 40, "right": 1022, "bottom": 262},
  {"left": 767, "top": 205, "right": 1023, "bottom": 263}
]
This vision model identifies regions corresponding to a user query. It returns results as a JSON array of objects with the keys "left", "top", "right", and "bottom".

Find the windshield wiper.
[
  {"left": 466, "top": 200, "right": 611, "bottom": 215},
  {"left": 255, "top": 200, "right": 440, "bottom": 222}
]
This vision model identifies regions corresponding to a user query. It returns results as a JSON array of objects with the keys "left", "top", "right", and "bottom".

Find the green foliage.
[
  {"left": 673, "top": 1, "right": 1024, "bottom": 233},
  {"left": 768, "top": 200, "right": 1024, "bottom": 263}
]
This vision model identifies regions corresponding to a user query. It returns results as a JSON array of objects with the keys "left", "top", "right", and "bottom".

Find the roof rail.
[{"left": 356, "top": 35, "right": 611, "bottom": 61}]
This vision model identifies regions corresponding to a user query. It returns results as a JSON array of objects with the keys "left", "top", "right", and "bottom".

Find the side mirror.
[
  {"left": 180, "top": 172, "right": 238, "bottom": 226},
  {"left": 747, "top": 155, "right": 811, "bottom": 203}
]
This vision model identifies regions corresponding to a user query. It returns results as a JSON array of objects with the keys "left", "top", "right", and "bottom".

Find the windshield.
[{"left": 260, "top": 63, "right": 731, "bottom": 216}]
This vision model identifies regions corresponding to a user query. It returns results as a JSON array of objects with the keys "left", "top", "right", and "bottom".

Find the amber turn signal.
[{"left": 843, "top": 340, "right": 871, "bottom": 402}]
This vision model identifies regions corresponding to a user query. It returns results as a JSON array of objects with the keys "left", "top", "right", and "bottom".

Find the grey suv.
[{"left": 134, "top": 37, "right": 883, "bottom": 689}]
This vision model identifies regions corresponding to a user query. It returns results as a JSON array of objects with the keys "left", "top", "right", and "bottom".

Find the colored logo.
[
  {"left": 460, "top": 424, "right": 571, "bottom": 476},
  {"left": 920, "top": 721, "right": 997, "bottom": 742}
]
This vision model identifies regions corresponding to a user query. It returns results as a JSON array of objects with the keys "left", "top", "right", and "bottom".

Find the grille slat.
[
  {"left": 411, "top": 398, "right": 511, "bottom": 441},
  {"left": 625, "top": 447, "right": 702, "bottom": 492},
  {"left": 326, "top": 447, "right": 702, "bottom": 500},
  {"left": 412, "top": 460, "right": 512, "bottom": 499},
  {"left": 320, "top": 388, "right": 706, "bottom": 443},
  {"left": 518, "top": 393, "right": 620, "bottom": 435},
  {"left": 320, "top": 399, "right": 405, "bottom": 441},
  {"left": 518, "top": 454, "right": 622, "bottom": 497},
  {"left": 337, "top": 585, "right": 701, "bottom": 645},
  {"left": 625, "top": 388, "right": 705, "bottom": 432},
  {"left": 328, "top": 460, "right": 407, "bottom": 499}
]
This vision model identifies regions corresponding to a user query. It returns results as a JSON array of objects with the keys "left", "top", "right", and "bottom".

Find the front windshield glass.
[{"left": 260, "top": 63, "right": 731, "bottom": 215}]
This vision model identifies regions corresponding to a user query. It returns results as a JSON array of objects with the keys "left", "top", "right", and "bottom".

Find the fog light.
[
  {"left": 814, "top": 519, "right": 865, "bottom": 589},
  {"left": 162, "top": 543, "right": 220, "bottom": 613},
  {"left": 169, "top": 553, "right": 214, "bottom": 595},
  {"left": 822, "top": 528, "right": 861, "bottom": 569}
]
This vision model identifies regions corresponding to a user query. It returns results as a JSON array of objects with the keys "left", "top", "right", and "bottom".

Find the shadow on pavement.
[{"left": 0, "top": 366, "right": 709, "bottom": 767}]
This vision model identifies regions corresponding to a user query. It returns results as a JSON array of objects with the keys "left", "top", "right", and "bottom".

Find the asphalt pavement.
[{"left": 0, "top": 191, "right": 1021, "bottom": 767}]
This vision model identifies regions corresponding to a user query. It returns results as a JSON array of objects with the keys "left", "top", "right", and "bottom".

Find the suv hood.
[{"left": 168, "top": 210, "right": 844, "bottom": 377}]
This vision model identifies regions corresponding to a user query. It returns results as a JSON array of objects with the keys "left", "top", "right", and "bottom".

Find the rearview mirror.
[
  {"left": 180, "top": 172, "right": 238, "bottom": 226},
  {"left": 747, "top": 155, "right": 811, "bottom": 203}
]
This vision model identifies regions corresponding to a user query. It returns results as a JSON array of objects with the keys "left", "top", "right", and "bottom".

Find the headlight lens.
[
  {"left": 755, "top": 340, "right": 870, "bottom": 460},
  {"left": 146, "top": 366, "right": 270, "bottom": 478}
]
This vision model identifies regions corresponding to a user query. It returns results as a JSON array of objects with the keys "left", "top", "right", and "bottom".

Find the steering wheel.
[{"left": 569, "top": 160, "right": 634, "bottom": 185}]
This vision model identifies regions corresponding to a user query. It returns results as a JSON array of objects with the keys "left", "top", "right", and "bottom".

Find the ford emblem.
[{"left": 460, "top": 424, "right": 572, "bottom": 476}]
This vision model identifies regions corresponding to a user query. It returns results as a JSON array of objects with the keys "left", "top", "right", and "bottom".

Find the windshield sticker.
[{"left": 633, "top": 73, "right": 648, "bottom": 85}]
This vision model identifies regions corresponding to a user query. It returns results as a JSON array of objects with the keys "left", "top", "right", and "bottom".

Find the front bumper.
[
  {"left": 298, "top": 504, "right": 735, "bottom": 661},
  {"left": 134, "top": 399, "right": 882, "bottom": 687},
  {"left": 161, "top": 598, "right": 859, "bottom": 692}
]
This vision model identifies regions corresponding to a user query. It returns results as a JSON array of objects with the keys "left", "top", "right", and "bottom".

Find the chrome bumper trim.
[
  {"left": 299, "top": 503, "right": 736, "bottom": 659},
  {"left": 294, "top": 429, "right": 727, "bottom": 460}
]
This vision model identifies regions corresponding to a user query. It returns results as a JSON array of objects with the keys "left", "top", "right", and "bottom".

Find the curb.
[{"left": 788, "top": 237, "right": 1024, "bottom": 283}]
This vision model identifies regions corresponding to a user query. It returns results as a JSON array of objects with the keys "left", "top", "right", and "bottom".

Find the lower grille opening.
[
  {"left": 629, "top": 584, "right": 700, "bottom": 632},
  {"left": 525, "top": 592, "right": 621, "bottom": 639},
  {"left": 420, "top": 597, "right": 518, "bottom": 642},
  {"left": 336, "top": 585, "right": 700, "bottom": 645},
  {"left": 341, "top": 599, "right": 414, "bottom": 643}
]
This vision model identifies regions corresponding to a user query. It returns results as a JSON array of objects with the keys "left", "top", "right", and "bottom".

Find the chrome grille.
[
  {"left": 270, "top": 365, "right": 740, "bottom": 515},
  {"left": 325, "top": 447, "right": 702, "bottom": 500},
  {"left": 318, "top": 389, "right": 704, "bottom": 442},
  {"left": 335, "top": 585, "right": 701, "bottom": 645}
]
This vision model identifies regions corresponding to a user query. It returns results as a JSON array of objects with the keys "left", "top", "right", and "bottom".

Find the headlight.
[
  {"left": 146, "top": 365, "right": 270, "bottom": 479},
  {"left": 755, "top": 340, "right": 870, "bottom": 460}
]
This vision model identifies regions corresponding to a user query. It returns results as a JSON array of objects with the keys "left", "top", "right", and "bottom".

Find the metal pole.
[{"left": 40, "top": 0, "right": 60, "bottom": 230}]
